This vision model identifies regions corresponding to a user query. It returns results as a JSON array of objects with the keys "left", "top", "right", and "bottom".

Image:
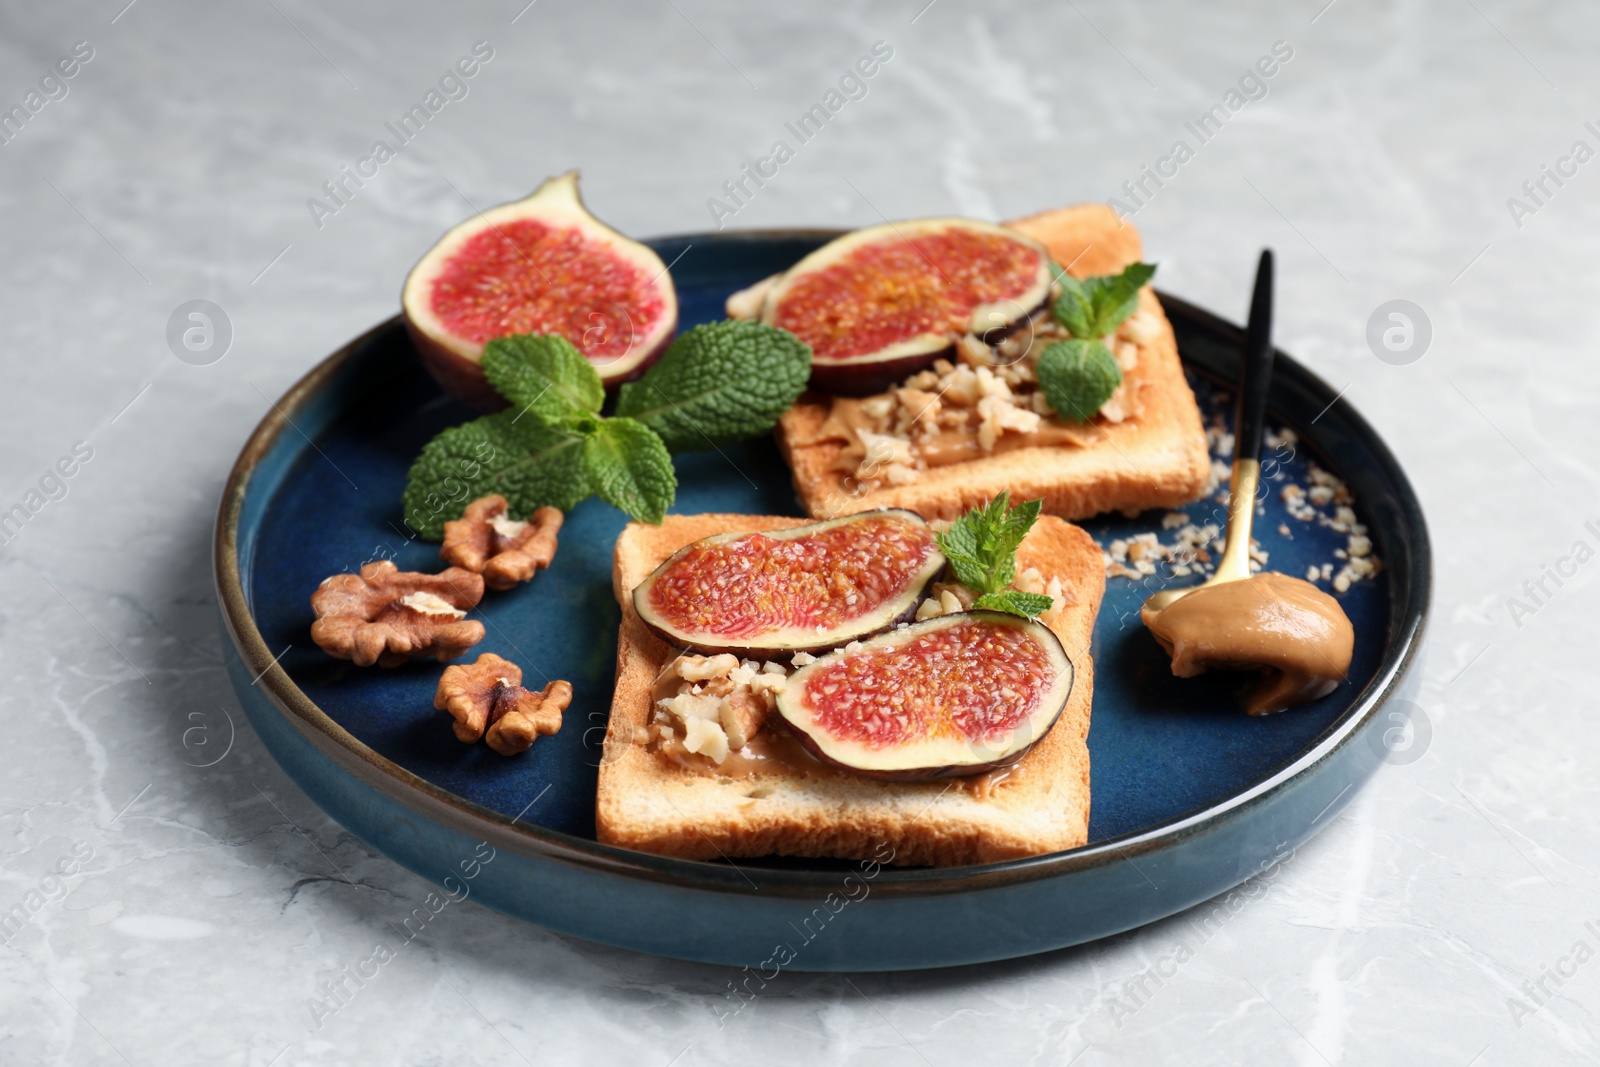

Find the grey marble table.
[{"left": 2, "top": 1, "right": 1596, "bottom": 1063}]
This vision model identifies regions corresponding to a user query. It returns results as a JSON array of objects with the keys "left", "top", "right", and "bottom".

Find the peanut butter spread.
[{"left": 1140, "top": 572, "right": 1354, "bottom": 716}]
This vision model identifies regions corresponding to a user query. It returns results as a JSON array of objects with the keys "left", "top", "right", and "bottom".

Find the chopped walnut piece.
[
  {"left": 956, "top": 334, "right": 994, "bottom": 368},
  {"left": 894, "top": 387, "right": 943, "bottom": 431},
  {"left": 928, "top": 581, "right": 976, "bottom": 611},
  {"left": 434, "top": 652, "right": 571, "bottom": 756},
  {"left": 311, "top": 561, "right": 485, "bottom": 668},
  {"left": 663, "top": 653, "right": 739, "bottom": 686},
  {"left": 725, "top": 272, "right": 780, "bottom": 320},
  {"left": 1014, "top": 566, "right": 1048, "bottom": 593},
  {"left": 1098, "top": 377, "right": 1144, "bottom": 423},
  {"left": 976, "top": 394, "right": 1041, "bottom": 450},
  {"left": 720, "top": 687, "right": 769, "bottom": 749},
  {"left": 1121, "top": 309, "right": 1162, "bottom": 346},
  {"left": 441, "top": 495, "right": 564, "bottom": 592},
  {"left": 649, "top": 654, "right": 788, "bottom": 766}
]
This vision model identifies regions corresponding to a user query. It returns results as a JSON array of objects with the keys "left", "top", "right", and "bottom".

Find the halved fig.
[
  {"left": 402, "top": 171, "right": 678, "bottom": 407},
  {"left": 776, "top": 611, "right": 1074, "bottom": 780},
  {"left": 632, "top": 510, "right": 945, "bottom": 658},
  {"left": 759, "top": 219, "right": 1053, "bottom": 396}
]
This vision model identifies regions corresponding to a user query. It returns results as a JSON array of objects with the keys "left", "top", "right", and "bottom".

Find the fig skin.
[
  {"left": 775, "top": 611, "right": 1075, "bottom": 782},
  {"left": 777, "top": 714, "right": 1034, "bottom": 782},
  {"left": 404, "top": 321, "right": 516, "bottom": 411},
  {"left": 632, "top": 509, "right": 946, "bottom": 660},
  {"left": 402, "top": 171, "right": 678, "bottom": 410},
  {"left": 805, "top": 347, "right": 946, "bottom": 399}
]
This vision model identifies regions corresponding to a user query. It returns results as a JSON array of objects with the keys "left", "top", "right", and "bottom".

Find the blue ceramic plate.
[{"left": 215, "top": 232, "right": 1429, "bottom": 971}]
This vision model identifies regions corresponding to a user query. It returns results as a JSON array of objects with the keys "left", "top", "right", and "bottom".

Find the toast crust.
[
  {"left": 596, "top": 513, "right": 1106, "bottom": 867},
  {"left": 775, "top": 205, "right": 1210, "bottom": 522}
]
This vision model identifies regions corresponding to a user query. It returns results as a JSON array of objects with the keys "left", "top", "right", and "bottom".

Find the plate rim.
[{"left": 214, "top": 228, "right": 1431, "bottom": 900}]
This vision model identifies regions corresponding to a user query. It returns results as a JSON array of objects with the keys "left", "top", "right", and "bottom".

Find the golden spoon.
[{"left": 1144, "top": 249, "right": 1275, "bottom": 614}]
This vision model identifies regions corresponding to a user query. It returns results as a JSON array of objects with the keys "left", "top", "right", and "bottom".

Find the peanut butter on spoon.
[
  {"left": 1140, "top": 250, "right": 1354, "bottom": 715},
  {"left": 1141, "top": 571, "right": 1353, "bottom": 715}
]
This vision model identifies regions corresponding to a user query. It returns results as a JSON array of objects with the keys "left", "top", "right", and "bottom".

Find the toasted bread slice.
[
  {"left": 595, "top": 513, "right": 1106, "bottom": 867},
  {"left": 775, "top": 204, "right": 1210, "bottom": 521}
]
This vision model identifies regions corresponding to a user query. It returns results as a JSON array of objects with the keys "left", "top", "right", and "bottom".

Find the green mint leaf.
[
  {"left": 1052, "top": 276, "right": 1097, "bottom": 339},
  {"left": 615, "top": 320, "right": 812, "bottom": 452},
  {"left": 1037, "top": 340, "right": 1122, "bottom": 422},
  {"left": 936, "top": 513, "right": 991, "bottom": 592},
  {"left": 1051, "top": 262, "right": 1157, "bottom": 338},
  {"left": 985, "top": 495, "right": 1040, "bottom": 590},
  {"left": 974, "top": 590, "right": 1054, "bottom": 619},
  {"left": 935, "top": 492, "right": 1045, "bottom": 596},
  {"left": 980, "top": 491, "right": 1012, "bottom": 530},
  {"left": 582, "top": 417, "right": 676, "bottom": 525},
  {"left": 974, "top": 491, "right": 1019, "bottom": 591},
  {"left": 935, "top": 512, "right": 982, "bottom": 564},
  {"left": 482, "top": 334, "right": 605, "bottom": 421},
  {"left": 944, "top": 554, "right": 991, "bottom": 593},
  {"left": 985, "top": 537, "right": 1018, "bottom": 592},
  {"left": 994, "top": 496, "right": 1042, "bottom": 557},
  {"left": 402, "top": 411, "right": 591, "bottom": 540},
  {"left": 1086, "top": 261, "right": 1157, "bottom": 336}
]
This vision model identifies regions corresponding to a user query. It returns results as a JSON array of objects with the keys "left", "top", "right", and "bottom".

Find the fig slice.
[
  {"left": 402, "top": 171, "right": 679, "bottom": 407},
  {"left": 632, "top": 510, "right": 946, "bottom": 659},
  {"left": 776, "top": 611, "right": 1074, "bottom": 780},
  {"left": 758, "top": 218, "right": 1053, "bottom": 396}
]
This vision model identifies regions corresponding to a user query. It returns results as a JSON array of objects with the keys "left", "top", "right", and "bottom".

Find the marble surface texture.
[{"left": 1, "top": 0, "right": 1597, "bottom": 1063}]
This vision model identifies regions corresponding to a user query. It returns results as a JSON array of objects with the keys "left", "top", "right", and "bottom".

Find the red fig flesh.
[
  {"left": 759, "top": 219, "right": 1053, "bottom": 396},
  {"left": 776, "top": 611, "right": 1074, "bottom": 780},
  {"left": 402, "top": 171, "right": 678, "bottom": 407},
  {"left": 632, "top": 510, "right": 945, "bottom": 659}
]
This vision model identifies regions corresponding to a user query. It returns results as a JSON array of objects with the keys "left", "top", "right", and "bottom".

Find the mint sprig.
[
  {"left": 403, "top": 321, "right": 809, "bottom": 537},
  {"left": 934, "top": 492, "right": 1052, "bottom": 619},
  {"left": 405, "top": 340, "right": 669, "bottom": 534},
  {"left": 616, "top": 320, "right": 812, "bottom": 452},
  {"left": 1052, "top": 261, "right": 1157, "bottom": 340},
  {"left": 1036, "top": 262, "right": 1153, "bottom": 423}
]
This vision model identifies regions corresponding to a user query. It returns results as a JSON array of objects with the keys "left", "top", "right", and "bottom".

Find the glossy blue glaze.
[{"left": 217, "top": 232, "right": 1428, "bottom": 969}]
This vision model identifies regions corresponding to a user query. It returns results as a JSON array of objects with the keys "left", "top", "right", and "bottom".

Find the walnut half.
[
  {"left": 440, "top": 495, "right": 563, "bottom": 592},
  {"left": 435, "top": 652, "right": 571, "bottom": 757},
  {"left": 310, "top": 561, "right": 485, "bottom": 668}
]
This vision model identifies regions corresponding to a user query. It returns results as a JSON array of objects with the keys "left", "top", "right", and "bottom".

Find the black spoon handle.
[{"left": 1234, "top": 249, "right": 1276, "bottom": 465}]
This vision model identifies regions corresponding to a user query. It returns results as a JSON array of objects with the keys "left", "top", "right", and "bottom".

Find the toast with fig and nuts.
[
  {"left": 594, "top": 512, "right": 1105, "bottom": 867},
  {"left": 774, "top": 204, "right": 1212, "bottom": 522}
]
